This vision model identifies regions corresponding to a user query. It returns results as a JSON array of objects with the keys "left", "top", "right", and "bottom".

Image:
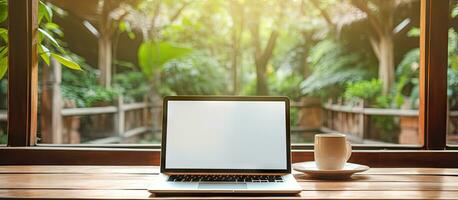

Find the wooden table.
[{"left": 0, "top": 166, "right": 457, "bottom": 199}]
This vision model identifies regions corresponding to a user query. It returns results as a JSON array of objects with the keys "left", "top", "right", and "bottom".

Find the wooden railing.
[
  {"left": 0, "top": 100, "right": 317, "bottom": 144},
  {"left": 322, "top": 104, "right": 419, "bottom": 116},
  {"left": 2, "top": 98, "right": 456, "bottom": 145},
  {"left": 57, "top": 96, "right": 160, "bottom": 144},
  {"left": 0, "top": 95, "right": 160, "bottom": 144},
  {"left": 322, "top": 102, "right": 458, "bottom": 144}
]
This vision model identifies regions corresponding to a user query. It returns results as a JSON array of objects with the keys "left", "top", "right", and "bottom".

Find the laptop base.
[{"left": 149, "top": 174, "right": 301, "bottom": 194}]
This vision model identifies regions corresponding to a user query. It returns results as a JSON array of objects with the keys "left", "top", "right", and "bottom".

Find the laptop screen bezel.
[{"left": 160, "top": 96, "right": 291, "bottom": 174}]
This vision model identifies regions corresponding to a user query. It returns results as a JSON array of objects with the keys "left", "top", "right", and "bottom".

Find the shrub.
[
  {"left": 159, "top": 52, "right": 227, "bottom": 96},
  {"left": 343, "top": 79, "right": 398, "bottom": 143},
  {"left": 0, "top": 130, "right": 6, "bottom": 144},
  {"left": 61, "top": 55, "right": 118, "bottom": 107},
  {"left": 300, "top": 39, "right": 373, "bottom": 98},
  {"left": 270, "top": 73, "right": 304, "bottom": 101},
  {"left": 372, "top": 116, "right": 399, "bottom": 143},
  {"left": 343, "top": 79, "right": 382, "bottom": 105},
  {"left": 395, "top": 48, "right": 420, "bottom": 109},
  {"left": 113, "top": 71, "right": 150, "bottom": 103}
]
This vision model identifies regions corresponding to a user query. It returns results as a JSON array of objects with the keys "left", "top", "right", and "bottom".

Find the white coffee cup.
[{"left": 314, "top": 133, "right": 352, "bottom": 170}]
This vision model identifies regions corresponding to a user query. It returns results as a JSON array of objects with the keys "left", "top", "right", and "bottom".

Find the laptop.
[{"left": 149, "top": 96, "right": 301, "bottom": 194}]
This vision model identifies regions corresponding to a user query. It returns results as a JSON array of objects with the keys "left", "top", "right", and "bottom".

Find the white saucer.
[{"left": 293, "top": 161, "right": 370, "bottom": 179}]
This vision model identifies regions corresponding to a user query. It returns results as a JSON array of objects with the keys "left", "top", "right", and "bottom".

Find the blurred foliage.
[
  {"left": 0, "top": 78, "right": 6, "bottom": 109},
  {"left": 448, "top": 28, "right": 458, "bottom": 109},
  {"left": 61, "top": 54, "right": 118, "bottom": 107},
  {"left": 343, "top": 79, "right": 398, "bottom": 143},
  {"left": 395, "top": 48, "right": 420, "bottom": 109},
  {"left": 372, "top": 116, "right": 399, "bottom": 143},
  {"left": 344, "top": 79, "right": 382, "bottom": 105},
  {"left": 0, "top": 130, "right": 6, "bottom": 144},
  {"left": 290, "top": 107, "right": 300, "bottom": 127},
  {"left": 394, "top": 27, "right": 458, "bottom": 109},
  {"left": 118, "top": 21, "right": 136, "bottom": 40},
  {"left": 300, "top": 39, "right": 371, "bottom": 98},
  {"left": 270, "top": 73, "right": 304, "bottom": 101},
  {"left": 241, "top": 70, "right": 304, "bottom": 100},
  {"left": 138, "top": 41, "right": 192, "bottom": 78},
  {"left": 0, "top": 0, "right": 6, "bottom": 23},
  {"left": 158, "top": 52, "right": 227, "bottom": 96},
  {"left": 113, "top": 71, "right": 150, "bottom": 103},
  {"left": 61, "top": 0, "right": 419, "bottom": 145},
  {"left": 0, "top": 0, "right": 436, "bottom": 144}
]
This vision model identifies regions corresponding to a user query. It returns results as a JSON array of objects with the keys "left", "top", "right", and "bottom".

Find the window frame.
[{"left": 1, "top": 0, "right": 458, "bottom": 167}]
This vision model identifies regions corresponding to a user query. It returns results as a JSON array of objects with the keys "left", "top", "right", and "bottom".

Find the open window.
[{"left": 0, "top": 0, "right": 456, "bottom": 167}]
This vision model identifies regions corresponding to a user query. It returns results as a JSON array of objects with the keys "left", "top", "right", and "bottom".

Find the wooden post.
[
  {"left": 98, "top": 32, "right": 112, "bottom": 88},
  {"left": 7, "top": 0, "right": 39, "bottom": 146},
  {"left": 142, "top": 96, "right": 149, "bottom": 128},
  {"left": 151, "top": 99, "right": 162, "bottom": 135},
  {"left": 297, "top": 97, "right": 322, "bottom": 129},
  {"left": 358, "top": 100, "right": 368, "bottom": 142},
  {"left": 327, "top": 99, "right": 333, "bottom": 131},
  {"left": 399, "top": 116, "right": 420, "bottom": 144},
  {"left": 115, "top": 95, "right": 125, "bottom": 138},
  {"left": 40, "top": 58, "right": 62, "bottom": 143},
  {"left": 98, "top": 0, "right": 115, "bottom": 88}
]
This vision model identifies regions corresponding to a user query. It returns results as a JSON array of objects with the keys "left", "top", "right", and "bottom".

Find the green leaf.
[
  {"left": 38, "top": 28, "right": 62, "bottom": 50},
  {"left": 0, "top": 0, "right": 7, "bottom": 23},
  {"left": 38, "top": 1, "right": 52, "bottom": 23},
  {"left": 0, "top": 54, "right": 7, "bottom": 80},
  {"left": 51, "top": 53, "right": 82, "bottom": 71},
  {"left": 128, "top": 32, "right": 136, "bottom": 40},
  {"left": 453, "top": 6, "right": 458, "bottom": 18},
  {"left": 0, "top": 28, "right": 7, "bottom": 43},
  {"left": 452, "top": 55, "right": 458, "bottom": 71},
  {"left": 113, "top": 60, "right": 135, "bottom": 69},
  {"left": 407, "top": 27, "right": 420, "bottom": 38},
  {"left": 44, "top": 22, "right": 63, "bottom": 37},
  {"left": 118, "top": 21, "right": 129, "bottom": 32},
  {"left": 38, "top": 44, "right": 50, "bottom": 65},
  {"left": 138, "top": 41, "right": 192, "bottom": 77},
  {"left": 0, "top": 46, "right": 6, "bottom": 57},
  {"left": 119, "top": 21, "right": 135, "bottom": 39},
  {"left": 45, "top": 22, "right": 59, "bottom": 30}
]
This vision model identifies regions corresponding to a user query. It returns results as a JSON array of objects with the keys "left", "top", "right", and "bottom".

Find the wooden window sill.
[{"left": 1, "top": 147, "right": 458, "bottom": 167}]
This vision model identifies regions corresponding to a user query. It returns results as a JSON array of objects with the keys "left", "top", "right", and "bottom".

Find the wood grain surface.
[{"left": 0, "top": 165, "right": 457, "bottom": 199}]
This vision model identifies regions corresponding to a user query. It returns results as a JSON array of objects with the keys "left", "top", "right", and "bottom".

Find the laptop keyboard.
[{"left": 167, "top": 175, "right": 284, "bottom": 183}]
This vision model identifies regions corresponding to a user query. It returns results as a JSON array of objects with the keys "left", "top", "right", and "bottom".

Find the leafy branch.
[{"left": 0, "top": 0, "right": 81, "bottom": 80}]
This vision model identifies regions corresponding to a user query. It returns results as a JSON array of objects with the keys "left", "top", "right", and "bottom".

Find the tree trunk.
[
  {"left": 371, "top": 32, "right": 395, "bottom": 94},
  {"left": 301, "top": 46, "right": 309, "bottom": 78},
  {"left": 301, "top": 32, "right": 312, "bottom": 78},
  {"left": 40, "top": 58, "right": 63, "bottom": 144},
  {"left": 231, "top": 37, "right": 240, "bottom": 95},
  {"left": 252, "top": 31, "right": 278, "bottom": 96},
  {"left": 378, "top": 34, "right": 395, "bottom": 94},
  {"left": 255, "top": 64, "right": 268, "bottom": 95},
  {"left": 350, "top": 0, "right": 397, "bottom": 94},
  {"left": 229, "top": 1, "right": 243, "bottom": 95},
  {"left": 98, "top": 0, "right": 115, "bottom": 88},
  {"left": 247, "top": 1, "right": 280, "bottom": 96},
  {"left": 98, "top": 34, "right": 112, "bottom": 88}
]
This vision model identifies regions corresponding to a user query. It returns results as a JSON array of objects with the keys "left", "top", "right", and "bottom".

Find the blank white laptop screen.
[{"left": 165, "top": 100, "right": 287, "bottom": 170}]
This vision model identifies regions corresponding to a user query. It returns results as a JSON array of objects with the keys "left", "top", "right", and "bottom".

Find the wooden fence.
[
  {"left": 1, "top": 97, "right": 457, "bottom": 144},
  {"left": 0, "top": 99, "right": 318, "bottom": 144},
  {"left": 0, "top": 100, "right": 157, "bottom": 144},
  {"left": 56, "top": 96, "right": 160, "bottom": 144},
  {"left": 322, "top": 102, "right": 458, "bottom": 144}
]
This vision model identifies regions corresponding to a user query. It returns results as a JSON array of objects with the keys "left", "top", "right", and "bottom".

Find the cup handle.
[{"left": 345, "top": 141, "right": 352, "bottom": 161}]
